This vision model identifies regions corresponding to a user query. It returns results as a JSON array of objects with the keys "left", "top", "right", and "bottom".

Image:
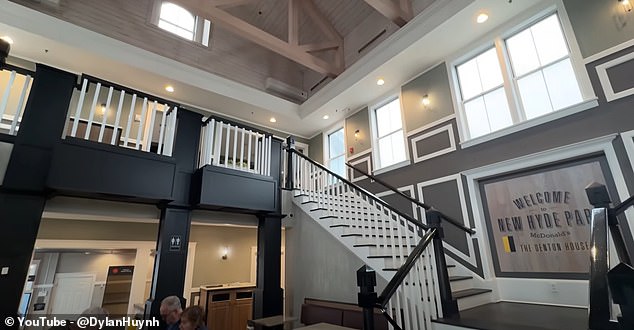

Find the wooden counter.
[{"left": 198, "top": 284, "right": 255, "bottom": 330}]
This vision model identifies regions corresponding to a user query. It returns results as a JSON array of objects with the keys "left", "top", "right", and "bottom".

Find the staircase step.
[
  {"left": 382, "top": 264, "right": 455, "bottom": 272},
  {"left": 452, "top": 288, "right": 492, "bottom": 299},
  {"left": 367, "top": 255, "right": 410, "bottom": 259},
  {"left": 449, "top": 275, "right": 473, "bottom": 282},
  {"left": 353, "top": 243, "right": 417, "bottom": 248},
  {"left": 341, "top": 233, "right": 415, "bottom": 239}
]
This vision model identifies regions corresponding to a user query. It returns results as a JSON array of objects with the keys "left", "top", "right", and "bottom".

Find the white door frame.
[{"left": 34, "top": 239, "right": 196, "bottom": 314}]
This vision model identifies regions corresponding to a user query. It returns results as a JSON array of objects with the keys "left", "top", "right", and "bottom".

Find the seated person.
[{"left": 179, "top": 306, "right": 208, "bottom": 330}]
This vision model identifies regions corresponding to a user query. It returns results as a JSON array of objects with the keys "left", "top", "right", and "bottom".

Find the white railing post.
[
  {"left": 123, "top": 94, "right": 137, "bottom": 148},
  {"left": 232, "top": 124, "right": 239, "bottom": 169},
  {"left": 84, "top": 82, "right": 102, "bottom": 140},
  {"left": 9, "top": 74, "right": 31, "bottom": 135},
  {"left": 206, "top": 118, "right": 215, "bottom": 166},
  {"left": 239, "top": 128, "right": 245, "bottom": 170},
  {"left": 111, "top": 90, "right": 126, "bottom": 146},
  {"left": 97, "top": 86, "right": 114, "bottom": 143},
  {"left": 214, "top": 121, "right": 223, "bottom": 166},
  {"left": 144, "top": 101, "right": 158, "bottom": 152},
  {"left": 157, "top": 105, "right": 169, "bottom": 155},
  {"left": 135, "top": 98, "right": 149, "bottom": 150},
  {"left": 71, "top": 78, "right": 89, "bottom": 138},
  {"left": 224, "top": 123, "right": 231, "bottom": 168},
  {"left": 164, "top": 107, "right": 178, "bottom": 156},
  {"left": 0, "top": 70, "right": 16, "bottom": 126}
]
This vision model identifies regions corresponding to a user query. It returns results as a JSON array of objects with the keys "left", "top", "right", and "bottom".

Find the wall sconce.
[
  {"left": 620, "top": 0, "right": 632, "bottom": 12},
  {"left": 99, "top": 103, "right": 107, "bottom": 115},
  {"left": 421, "top": 95, "right": 431, "bottom": 108},
  {"left": 354, "top": 129, "right": 360, "bottom": 139},
  {"left": 221, "top": 247, "right": 229, "bottom": 260}
]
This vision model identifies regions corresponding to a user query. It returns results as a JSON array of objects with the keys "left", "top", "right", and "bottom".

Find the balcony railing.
[
  {"left": 0, "top": 66, "right": 34, "bottom": 136},
  {"left": 62, "top": 74, "right": 178, "bottom": 156},
  {"left": 199, "top": 117, "right": 272, "bottom": 176}
]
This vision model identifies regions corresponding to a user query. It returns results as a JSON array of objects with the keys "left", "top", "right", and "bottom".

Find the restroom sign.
[{"left": 170, "top": 235, "right": 182, "bottom": 251}]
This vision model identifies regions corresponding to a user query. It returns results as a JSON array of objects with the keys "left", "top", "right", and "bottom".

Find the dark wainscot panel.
[
  {"left": 47, "top": 138, "right": 176, "bottom": 202},
  {"left": 192, "top": 165, "right": 277, "bottom": 213}
]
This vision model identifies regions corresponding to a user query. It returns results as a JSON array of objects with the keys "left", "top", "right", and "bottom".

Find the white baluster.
[
  {"left": 144, "top": 101, "right": 158, "bottom": 152},
  {"left": 123, "top": 94, "right": 137, "bottom": 148},
  {"left": 9, "top": 74, "right": 31, "bottom": 135},
  {"left": 71, "top": 78, "right": 89, "bottom": 137},
  {"left": 135, "top": 98, "right": 148, "bottom": 150},
  {"left": 206, "top": 118, "right": 215, "bottom": 165},
  {"left": 232, "top": 124, "right": 239, "bottom": 169},
  {"left": 97, "top": 86, "right": 114, "bottom": 143},
  {"left": 239, "top": 128, "right": 245, "bottom": 170},
  {"left": 214, "top": 122, "right": 223, "bottom": 166},
  {"left": 0, "top": 70, "right": 16, "bottom": 127},
  {"left": 84, "top": 82, "right": 102, "bottom": 140},
  {"left": 247, "top": 130, "right": 253, "bottom": 171},
  {"left": 157, "top": 104, "right": 168, "bottom": 155},
  {"left": 111, "top": 90, "right": 126, "bottom": 145},
  {"left": 165, "top": 107, "right": 178, "bottom": 156},
  {"left": 224, "top": 123, "right": 231, "bottom": 168}
]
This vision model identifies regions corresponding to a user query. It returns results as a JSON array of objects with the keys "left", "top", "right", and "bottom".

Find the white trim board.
[
  {"left": 596, "top": 51, "right": 634, "bottom": 102},
  {"left": 584, "top": 38, "right": 634, "bottom": 64},
  {"left": 416, "top": 174, "right": 479, "bottom": 268},
  {"left": 349, "top": 155, "right": 372, "bottom": 183},
  {"left": 406, "top": 114, "right": 456, "bottom": 138},
  {"left": 410, "top": 124, "right": 456, "bottom": 164},
  {"left": 375, "top": 185, "right": 417, "bottom": 219}
]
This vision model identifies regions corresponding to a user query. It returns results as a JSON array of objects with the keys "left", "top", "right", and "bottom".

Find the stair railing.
[
  {"left": 586, "top": 183, "right": 634, "bottom": 330},
  {"left": 347, "top": 162, "right": 475, "bottom": 235},
  {"left": 285, "top": 137, "right": 466, "bottom": 329},
  {"left": 199, "top": 116, "right": 272, "bottom": 176},
  {"left": 63, "top": 74, "right": 178, "bottom": 156},
  {"left": 0, "top": 64, "right": 34, "bottom": 136}
]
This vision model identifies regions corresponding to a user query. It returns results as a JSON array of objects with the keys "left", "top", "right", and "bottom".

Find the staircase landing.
[{"left": 433, "top": 301, "right": 587, "bottom": 330}]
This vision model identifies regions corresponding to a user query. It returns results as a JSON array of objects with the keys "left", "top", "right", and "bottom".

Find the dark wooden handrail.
[
  {"left": 377, "top": 227, "right": 436, "bottom": 307},
  {"left": 614, "top": 194, "right": 634, "bottom": 216},
  {"left": 289, "top": 148, "right": 429, "bottom": 230},
  {"left": 347, "top": 161, "right": 475, "bottom": 235}
]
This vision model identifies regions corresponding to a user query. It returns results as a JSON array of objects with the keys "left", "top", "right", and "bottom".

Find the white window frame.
[
  {"left": 368, "top": 93, "right": 410, "bottom": 174},
  {"left": 150, "top": 0, "right": 212, "bottom": 47},
  {"left": 323, "top": 123, "right": 347, "bottom": 179},
  {"left": 447, "top": 1, "right": 597, "bottom": 148}
]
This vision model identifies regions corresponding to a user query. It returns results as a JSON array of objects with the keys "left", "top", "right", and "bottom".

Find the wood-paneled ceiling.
[{"left": 10, "top": 0, "right": 433, "bottom": 103}]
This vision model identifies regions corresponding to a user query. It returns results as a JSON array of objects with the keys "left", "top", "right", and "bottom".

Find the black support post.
[
  {"left": 285, "top": 136, "right": 294, "bottom": 190},
  {"left": 145, "top": 109, "right": 201, "bottom": 322},
  {"left": 253, "top": 213, "right": 284, "bottom": 320},
  {"left": 0, "top": 65, "right": 76, "bottom": 319},
  {"left": 357, "top": 265, "right": 377, "bottom": 330},
  {"left": 427, "top": 209, "right": 459, "bottom": 318}
]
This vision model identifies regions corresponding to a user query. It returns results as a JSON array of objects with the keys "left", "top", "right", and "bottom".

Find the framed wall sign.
[{"left": 479, "top": 155, "right": 619, "bottom": 279}]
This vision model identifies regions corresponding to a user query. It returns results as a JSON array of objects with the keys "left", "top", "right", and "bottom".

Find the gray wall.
[
  {"left": 309, "top": 133, "right": 324, "bottom": 164},
  {"left": 401, "top": 63, "right": 454, "bottom": 133},
  {"left": 345, "top": 107, "right": 371, "bottom": 157},
  {"left": 563, "top": 0, "right": 634, "bottom": 58},
  {"left": 285, "top": 205, "right": 387, "bottom": 321}
]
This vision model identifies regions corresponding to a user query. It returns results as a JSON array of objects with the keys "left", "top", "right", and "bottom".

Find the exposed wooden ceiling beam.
[
  {"left": 400, "top": 0, "right": 413, "bottom": 21},
  {"left": 299, "top": 41, "right": 340, "bottom": 53},
  {"left": 302, "top": 0, "right": 343, "bottom": 44},
  {"left": 289, "top": 0, "right": 300, "bottom": 45},
  {"left": 173, "top": 0, "right": 342, "bottom": 77},
  {"left": 209, "top": 0, "right": 258, "bottom": 9},
  {"left": 363, "top": 0, "right": 409, "bottom": 27}
]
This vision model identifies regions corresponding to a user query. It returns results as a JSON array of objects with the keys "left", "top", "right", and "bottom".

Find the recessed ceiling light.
[
  {"left": 269, "top": 117, "right": 277, "bottom": 123},
  {"left": 165, "top": 85, "right": 175, "bottom": 93},
  {"left": 376, "top": 78, "right": 385, "bottom": 86},
  {"left": 322, "top": 115, "right": 329, "bottom": 120},
  {"left": 0, "top": 36, "right": 14, "bottom": 44},
  {"left": 476, "top": 13, "right": 489, "bottom": 24}
]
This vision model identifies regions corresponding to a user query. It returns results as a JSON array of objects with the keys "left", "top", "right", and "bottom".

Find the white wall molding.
[
  {"left": 595, "top": 50, "right": 634, "bottom": 102},
  {"left": 406, "top": 114, "right": 456, "bottom": 138},
  {"left": 376, "top": 185, "right": 417, "bottom": 218},
  {"left": 417, "top": 174, "right": 478, "bottom": 267},
  {"left": 410, "top": 124, "right": 456, "bottom": 163},
  {"left": 583, "top": 38, "right": 634, "bottom": 64},
  {"left": 349, "top": 155, "right": 372, "bottom": 183}
]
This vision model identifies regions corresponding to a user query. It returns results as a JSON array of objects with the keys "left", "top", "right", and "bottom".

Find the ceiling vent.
[{"left": 265, "top": 77, "right": 308, "bottom": 103}]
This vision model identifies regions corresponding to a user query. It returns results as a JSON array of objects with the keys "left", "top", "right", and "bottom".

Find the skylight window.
[{"left": 158, "top": 2, "right": 196, "bottom": 41}]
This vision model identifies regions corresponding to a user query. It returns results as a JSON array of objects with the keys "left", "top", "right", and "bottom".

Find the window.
[
  {"left": 454, "top": 13, "right": 587, "bottom": 141},
  {"left": 327, "top": 128, "right": 346, "bottom": 178},
  {"left": 154, "top": 1, "right": 211, "bottom": 46},
  {"left": 372, "top": 97, "right": 407, "bottom": 170}
]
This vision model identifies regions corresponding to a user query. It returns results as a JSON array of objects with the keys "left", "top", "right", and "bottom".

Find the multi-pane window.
[
  {"left": 327, "top": 128, "right": 346, "bottom": 178},
  {"left": 455, "top": 13, "right": 584, "bottom": 140},
  {"left": 374, "top": 98, "right": 407, "bottom": 169},
  {"left": 158, "top": 2, "right": 196, "bottom": 40}
]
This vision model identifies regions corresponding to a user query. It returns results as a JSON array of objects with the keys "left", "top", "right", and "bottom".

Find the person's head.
[
  {"left": 160, "top": 296, "right": 182, "bottom": 325},
  {"left": 179, "top": 306, "right": 205, "bottom": 330}
]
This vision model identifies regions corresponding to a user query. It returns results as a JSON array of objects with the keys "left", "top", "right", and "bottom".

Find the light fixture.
[
  {"left": 421, "top": 95, "right": 430, "bottom": 107},
  {"left": 376, "top": 78, "right": 385, "bottom": 86},
  {"left": 0, "top": 36, "right": 10, "bottom": 68},
  {"left": 476, "top": 12, "right": 489, "bottom": 24},
  {"left": 620, "top": 0, "right": 632, "bottom": 12},
  {"left": 354, "top": 129, "right": 360, "bottom": 138},
  {"left": 100, "top": 103, "right": 107, "bottom": 115},
  {"left": 322, "top": 115, "right": 329, "bottom": 120},
  {"left": 221, "top": 247, "right": 229, "bottom": 260},
  {"left": 269, "top": 117, "right": 277, "bottom": 123},
  {"left": 165, "top": 85, "right": 175, "bottom": 93}
]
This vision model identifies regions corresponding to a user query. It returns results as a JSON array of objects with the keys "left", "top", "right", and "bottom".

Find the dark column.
[
  {"left": 427, "top": 209, "right": 459, "bottom": 318},
  {"left": 253, "top": 213, "right": 284, "bottom": 319},
  {"left": 0, "top": 64, "right": 76, "bottom": 318},
  {"left": 145, "top": 109, "right": 201, "bottom": 321},
  {"left": 356, "top": 265, "right": 377, "bottom": 330}
]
